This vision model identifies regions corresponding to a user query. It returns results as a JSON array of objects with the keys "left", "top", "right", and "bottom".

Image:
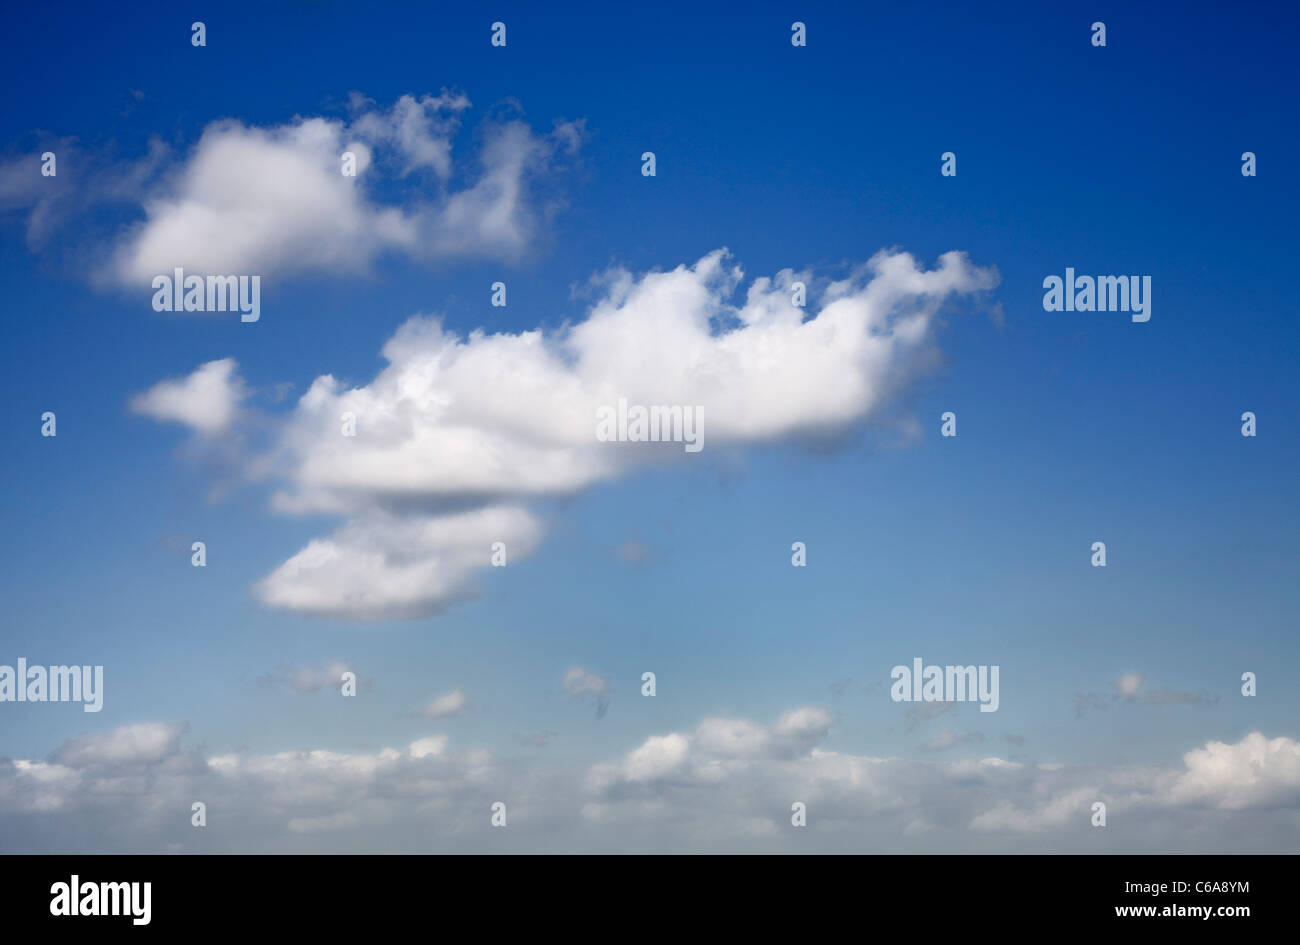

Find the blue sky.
[{"left": 1, "top": 1, "right": 1298, "bottom": 852}]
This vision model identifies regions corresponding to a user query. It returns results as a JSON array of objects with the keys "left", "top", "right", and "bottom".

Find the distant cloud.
[
  {"left": 612, "top": 539, "right": 651, "bottom": 565},
  {"left": 921, "top": 729, "right": 985, "bottom": 752},
  {"left": 420, "top": 689, "right": 469, "bottom": 719},
  {"left": 904, "top": 701, "right": 956, "bottom": 731},
  {"left": 1076, "top": 673, "right": 1218, "bottom": 716},
  {"left": 4, "top": 719, "right": 1299, "bottom": 852},
  {"left": 51, "top": 722, "right": 187, "bottom": 767},
  {"left": 563, "top": 666, "right": 610, "bottom": 718},
  {"left": 407, "top": 735, "right": 450, "bottom": 760},
  {"left": 522, "top": 730, "right": 557, "bottom": 748},
  {"left": 1114, "top": 673, "right": 1145, "bottom": 700},
  {"left": 257, "top": 661, "right": 363, "bottom": 694},
  {"left": 0, "top": 135, "right": 171, "bottom": 250}
]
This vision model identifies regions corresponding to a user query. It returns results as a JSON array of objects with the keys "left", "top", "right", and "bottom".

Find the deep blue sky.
[{"left": 1, "top": 0, "right": 1297, "bottom": 783}]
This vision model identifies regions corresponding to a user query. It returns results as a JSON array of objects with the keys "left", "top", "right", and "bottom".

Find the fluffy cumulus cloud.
[
  {"left": 136, "top": 248, "right": 999, "bottom": 620},
  {"left": 1167, "top": 733, "right": 1300, "bottom": 810},
  {"left": 255, "top": 506, "right": 542, "bottom": 620},
  {"left": 110, "top": 93, "right": 578, "bottom": 284},
  {"left": 0, "top": 92, "right": 579, "bottom": 282},
  {"left": 2, "top": 718, "right": 1297, "bottom": 853},
  {"left": 268, "top": 249, "right": 995, "bottom": 513}
]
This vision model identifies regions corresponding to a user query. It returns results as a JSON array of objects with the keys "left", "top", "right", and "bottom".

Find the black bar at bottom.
[{"left": 3, "top": 854, "right": 1288, "bottom": 932}]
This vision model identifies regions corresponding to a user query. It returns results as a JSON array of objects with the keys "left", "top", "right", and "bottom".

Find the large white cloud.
[
  {"left": 269, "top": 249, "right": 996, "bottom": 514},
  {"left": 3, "top": 719, "right": 1297, "bottom": 852},
  {"left": 136, "top": 248, "right": 997, "bottom": 620}
]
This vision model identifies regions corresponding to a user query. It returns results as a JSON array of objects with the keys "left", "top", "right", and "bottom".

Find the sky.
[{"left": 1, "top": 0, "right": 1298, "bottom": 852}]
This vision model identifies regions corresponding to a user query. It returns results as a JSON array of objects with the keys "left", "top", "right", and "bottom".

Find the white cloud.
[
  {"left": 51, "top": 722, "right": 187, "bottom": 767},
  {"left": 129, "top": 358, "right": 246, "bottom": 434},
  {"left": 1114, "top": 673, "right": 1145, "bottom": 699},
  {"left": 1168, "top": 732, "right": 1300, "bottom": 810},
  {"left": 563, "top": 666, "right": 611, "bottom": 718},
  {"left": 265, "top": 249, "right": 995, "bottom": 515},
  {"left": 408, "top": 735, "right": 451, "bottom": 759},
  {"left": 254, "top": 661, "right": 370, "bottom": 695},
  {"left": 346, "top": 91, "right": 470, "bottom": 178},
  {"left": 420, "top": 689, "right": 469, "bottom": 719},
  {"left": 562, "top": 667, "right": 610, "bottom": 698},
  {"left": 254, "top": 505, "right": 541, "bottom": 620},
  {"left": 4, "top": 721, "right": 1299, "bottom": 852},
  {"left": 0, "top": 137, "right": 172, "bottom": 249},
  {"left": 150, "top": 248, "right": 992, "bottom": 620},
  {"left": 130, "top": 249, "right": 995, "bottom": 619},
  {"left": 921, "top": 729, "right": 985, "bottom": 752},
  {"left": 103, "top": 94, "right": 579, "bottom": 285}
]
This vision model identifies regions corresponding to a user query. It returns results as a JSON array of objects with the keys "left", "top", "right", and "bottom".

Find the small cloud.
[
  {"left": 904, "top": 702, "right": 955, "bottom": 731},
  {"left": 258, "top": 661, "right": 365, "bottom": 694},
  {"left": 1114, "top": 673, "right": 1145, "bottom": 700},
  {"left": 563, "top": 666, "right": 610, "bottom": 719},
  {"left": 129, "top": 358, "right": 247, "bottom": 435},
  {"left": 921, "top": 729, "right": 984, "bottom": 752},
  {"left": 408, "top": 735, "right": 449, "bottom": 759},
  {"left": 612, "top": 539, "right": 651, "bottom": 566},
  {"left": 522, "top": 730, "right": 557, "bottom": 748},
  {"left": 1074, "top": 691, "right": 1110, "bottom": 717},
  {"left": 1076, "top": 673, "right": 1217, "bottom": 716},
  {"left": 420, "top": 688, "right": 469, "bottom": 719}
]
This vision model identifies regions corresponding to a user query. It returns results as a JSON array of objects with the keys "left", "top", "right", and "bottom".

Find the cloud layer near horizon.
[{"left": 3, "top": 719, "right": 1296, "bottom": 853}]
